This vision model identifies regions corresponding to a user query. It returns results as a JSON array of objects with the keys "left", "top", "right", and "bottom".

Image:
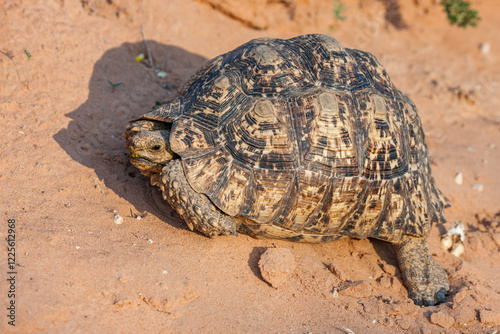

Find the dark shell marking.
[{"left": 141, "top": 34, "right": 449, "bottom": 243}]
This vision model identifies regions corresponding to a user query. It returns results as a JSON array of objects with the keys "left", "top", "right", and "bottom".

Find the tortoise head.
[{"left": 123, "top": 120, "right": 176, "bottom": 175}]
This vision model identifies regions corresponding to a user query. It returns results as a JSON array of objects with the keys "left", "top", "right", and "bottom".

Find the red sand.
[{"left": 1, "top": 1, "right": 499, "bottom": 333}]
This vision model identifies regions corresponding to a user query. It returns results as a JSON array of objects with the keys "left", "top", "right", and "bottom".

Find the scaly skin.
[
  {"left": 394, "top": 236, "right": 449, "bottom": 306},
  {"left": 150, "top": 160, "right": 238, "bottom": 238}
]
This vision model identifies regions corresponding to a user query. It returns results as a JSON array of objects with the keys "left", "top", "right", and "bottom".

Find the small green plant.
[
  {"left": 441, "top": 0, "right": 480, "bottom": 28},
  {"left": 333, "top": 0, "right": 347, "bottom": 21},
  {"left": 107, "top": 80, "right": 123, "bottom": 92},
  {"left": 23, "top": 48, "right": 32, "bottom": 90},
  {"left": 152, "top": 100, "right": 162, "bottom": 110}
]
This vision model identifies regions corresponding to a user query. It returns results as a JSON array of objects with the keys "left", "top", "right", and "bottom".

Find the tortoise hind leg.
[
  {"left": 151, "top": 159, "right": 238, "bottom": 238},
  {"left": 393, "top": 235, "right": 449, "bottom": 306}
]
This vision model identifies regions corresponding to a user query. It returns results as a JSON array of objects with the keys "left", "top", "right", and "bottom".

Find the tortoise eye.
[{"left": 152, "top": 144, "right": 162, "bottom": 151}]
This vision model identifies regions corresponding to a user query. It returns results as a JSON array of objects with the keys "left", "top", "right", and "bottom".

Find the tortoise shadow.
[
  {"left": 370, "top": 238, "right": 400, "bottom": 270},
  {"left": 54, "top": 40, "right": 208, "bottom": 230}
]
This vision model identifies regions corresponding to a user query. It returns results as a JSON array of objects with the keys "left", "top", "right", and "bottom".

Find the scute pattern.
[
  {"left": 221, "top": 99, "right": 295, "bottom": 170},
  {"left": 141, "top": 34, "right": 449, "bottom": 242},
  {"left": 358, "top": 93, "right": 409, "bottom": 180},
  {"left": 290, "top": 89, "right": 358, "bottom": 177}
]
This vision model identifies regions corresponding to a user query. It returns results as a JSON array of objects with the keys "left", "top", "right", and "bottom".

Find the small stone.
[
  {"left": 449, "top": 303, "right": 475, "bottom": 324},
  {"left": 113, "top": 298, "right": 140, "bottom": 308},
  {"left": 440, "top": 234, "right": 453, "bottom": 250},
  {"left": 480, "top": 309, "right": 500, "bottom": 325},
  {"left": 118, "top": 276, "right": 128, "bottom": 284},
  {"left": 454, "top": 172, "right": 463, "bottom": 185},
  {"left": 472, "top": 183, "right": 484, "bottom": 192},
  {"left": 339, "top": 280, "right": 373, "bottom": 298},
  {"left": 113, "top": 214, "right": 124, "bottom": 225},
  {"left": 380, "top": 261, "right": 397, "bottom": 276},
  {"left": 395, "top": 317, "right": 412, "bottom": 330},
  {"left": 480, "top": 42, "right": 491, "bottom": 56},
  {"left": 452, "top": 288, "right": 468, "bottom": 303},
  {"left": 450, "top": 243, "right": 464, "bottom": 257},
  {"left": 387, "top": 300, "right": 420, "bottom": 317},
  {"left": 157, "top": 71, "right": 167, "bottom": 79},
  {"left": 328, "top": 262, "right": 350, "bottom": 281},
  {"left": 420, "top": 327, "right": 432, "bottom": 334},
  {"left": 332, "top": 289, "right": 339, "bottom": 298},
  {"left": 258, "top": 248, "right": 296, "bottom": 288},
  {"left": 429, "top": 310, "right": 455, "bottom": 329},
  {"left": 377, "top": 275, "right": 392, "bottom": 289}
]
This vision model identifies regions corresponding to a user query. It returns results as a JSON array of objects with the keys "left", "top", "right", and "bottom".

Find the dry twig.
[{"left": 141, "top": 24, "right": 154, "bottom": 68}]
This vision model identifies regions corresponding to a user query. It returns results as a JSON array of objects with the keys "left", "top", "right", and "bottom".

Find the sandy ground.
[{"left": 1, "top": 0, "right": 500, "bottom": 333}]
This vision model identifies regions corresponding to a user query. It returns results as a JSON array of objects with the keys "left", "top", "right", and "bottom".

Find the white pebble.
[
  {"left": 450, "top": 243, "right": 465, "bottom": 257},
  {"left": 76, "top": 246, "right": 80, "bottom": 249},
  {"left": 162, "top": 270, "right": 168, "bottom": 275},
  {"left": 147, "top": 239, "right": 153, "bottom": 244},
  {"left": 472, "top": 183, "right": 484, "bottom": 192},
  {"left": 332, "top": 289, "right": 339, "bottom": 298},
  {"left": 113, "top": 214, "right": 124, "bottom": 225},
  {"left": 157, "top": 71, "right": 167, "bottom": 79},
  {"left": 454, "top": 172, "right": 463, "bottom": 185},
  {"left": 480, "top": 42, "right": 490, "bottom": 56},
  {"left": 440, "top": 235, "right": 453, "bottom": 250}
]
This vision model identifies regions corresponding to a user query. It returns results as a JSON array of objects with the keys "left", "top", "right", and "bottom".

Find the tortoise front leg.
[
  {"left": 393, "top": 235, "right": 449, "bottom": 306},
  {"left": 150, "top": 159, "right": 238, "bottom": 238}
]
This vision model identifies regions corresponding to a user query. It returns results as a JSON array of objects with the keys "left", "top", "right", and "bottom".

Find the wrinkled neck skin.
[{"left": 124, "top": 120, "right": 176, "bottom": 177}]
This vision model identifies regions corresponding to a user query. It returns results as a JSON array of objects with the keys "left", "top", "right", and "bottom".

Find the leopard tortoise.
[{"left": 124, "top": 34, "right": 450, "bottom": 306}]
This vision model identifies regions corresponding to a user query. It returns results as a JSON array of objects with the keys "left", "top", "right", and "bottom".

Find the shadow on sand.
[{"left": 54, "top": 40, "right": 208, "bottom": 230}]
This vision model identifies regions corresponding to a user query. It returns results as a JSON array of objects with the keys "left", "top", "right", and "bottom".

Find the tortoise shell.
[{"left": 141, "top": 34, "right": 448, "bottom": 243}]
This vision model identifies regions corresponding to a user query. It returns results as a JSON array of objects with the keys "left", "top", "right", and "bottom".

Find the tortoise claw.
[{"left": 435, "top": 287, "right": 447, "bottom": 304}]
